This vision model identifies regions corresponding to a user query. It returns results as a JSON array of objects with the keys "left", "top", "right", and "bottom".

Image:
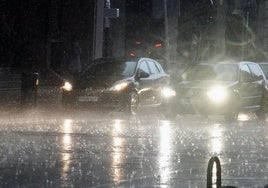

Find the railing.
[
  {"left": 207, "top": 156, "right": 268, "bottom": 188},
  {"left": 207, "top": 156, "right": 222, "bottom": 188}
]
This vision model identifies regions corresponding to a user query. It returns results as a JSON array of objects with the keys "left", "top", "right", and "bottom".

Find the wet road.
[{"left": 0, "top": 108, "right": 268, "bottom": 188}]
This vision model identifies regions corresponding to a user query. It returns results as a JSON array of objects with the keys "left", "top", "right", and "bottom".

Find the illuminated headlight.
[
  {"left": 110, "top": 82, "right": 129, "bottom": 91},
  {"left": 207, "top": 86, "right": 228, "bottom": 103},
  {"left": 161, "top": 87, "right": 176, "bottom": 98},
  {"left": 62, "top": 81, "right": 73, "bottom": 91}
]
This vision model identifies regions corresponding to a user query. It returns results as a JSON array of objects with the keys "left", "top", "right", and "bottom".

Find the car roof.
[
  {"left": 259, "top": 62, "right": 268, "bottom": 65},
  {"left": 83, "top": 57, "right": 159, "bottom": 74},
  {"left": 84, "top": 57, "right": 138, "bottom": 70},
  {"left": 239, "top": 61, "right": 259, "bottom": 65},
  {"left": 198, "top": 60, "right": 258, "bottom": 66}
]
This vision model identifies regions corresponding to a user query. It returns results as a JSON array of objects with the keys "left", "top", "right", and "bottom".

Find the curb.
[{"left": 0, "top": 86, "right": 62, "bottom": 109}]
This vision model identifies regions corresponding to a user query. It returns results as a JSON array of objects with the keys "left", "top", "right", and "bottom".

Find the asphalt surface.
[{"left": 0, "top": 107, "right": 268, "bottom": 188}]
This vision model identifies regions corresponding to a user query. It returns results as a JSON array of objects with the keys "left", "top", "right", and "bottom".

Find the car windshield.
[
  {"left": 183, "top": 64, "right": 238, "bottom": 81},
  {"left": 86, "top": 60, "right": 137, "bottom": 78}
]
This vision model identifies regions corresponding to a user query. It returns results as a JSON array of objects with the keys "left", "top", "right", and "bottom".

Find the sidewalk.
[
  {"left": 0, "top": 68, "right": 63, "bottom": 112},
  {"left": 0, "top": 86, "right": 62, "bottom": 112}
]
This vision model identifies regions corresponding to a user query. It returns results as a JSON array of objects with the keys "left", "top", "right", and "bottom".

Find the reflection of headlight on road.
[
  {"left": 62, "top": 81, "right": 73, "bottom": 91},
  {"left": 161, "top": 87, "right": 176, "bottom": 98},
  {"left": 207, "top": 86, "right": 227, "bottom": 103},
  {"left": 110, "top": 82, "right": 128, "bottom": 91}
]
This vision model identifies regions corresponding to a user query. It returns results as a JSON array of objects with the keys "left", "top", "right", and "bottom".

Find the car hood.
[
  {"left": 75, "top": 75, "right": 132, "bottom": 89},
  {"left": 176, "top": 80, "right": 238, "bottom": 89}
]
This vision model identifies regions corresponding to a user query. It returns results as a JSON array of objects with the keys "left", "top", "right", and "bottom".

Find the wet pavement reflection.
[{"left": 0, "top": 109, "right": 268, "bottom": 187}]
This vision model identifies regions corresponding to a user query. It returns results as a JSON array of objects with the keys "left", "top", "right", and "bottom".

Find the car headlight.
[
  {"left": 110, "top": 82, "right": 129, "bottom": 91},
  {"left": 161, "top": 87, "right": 176, "bottom": 98},
  {"left": 62, "top": 81, "right": 73, "bottom": 91},
  {"left": 207, "top": 86, "right": 228, "bottom": 103}
]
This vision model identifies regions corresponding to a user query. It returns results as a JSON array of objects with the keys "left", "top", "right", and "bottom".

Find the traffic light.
[
  {"left": 129, "top": 51, "right": 136, "bottom": 57},
  {"left": 127, "top": 40, "right": 165, "bottom": 58},
  {"left": 155, "top": 43, "right": 163, "bottom": 48},
  {"left": 135, "top": 41, "right": 142, "bottom": 45}
]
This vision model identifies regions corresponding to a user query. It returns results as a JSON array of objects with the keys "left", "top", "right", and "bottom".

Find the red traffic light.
[
  {"left": 129, "top": 51, "right": 135, "bottom": 57},
  {"left": 155, "top": 43, "right": 162, "bottom": 48},
  {"left": 135, "top": 41, "right": 142, "bottom": 45}
]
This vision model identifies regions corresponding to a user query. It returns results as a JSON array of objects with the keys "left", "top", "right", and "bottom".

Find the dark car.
[
  {"left": 166, "top": 61, "right": 267, "bottom": 120},
  {"left": 61, "top": 57, "right": 173, "bottom": 114}
]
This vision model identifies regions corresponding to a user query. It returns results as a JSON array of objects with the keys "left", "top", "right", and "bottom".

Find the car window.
[
  {"left": 214, "top": 64, "right": 238, "bottom": 81},
  {"left": 248, "top": 64, "right": 264, "bottom": 81},
  {"left": 122, "top": 61, "right": 137, "bottom": 76},
  {"left": 183, "top": 64, "right": 237, "bottom": 81},
  {"left": 240, "top": 65, "right": 252, "bottom": 82},
  {"left": 84, "top": 60, "right": 137, "bottom": 78},
  {"left": 259, "top": 63, "right": 268, "bottom": 79},
  {"left": 139, "top": 61, "right": 150, "bottom": 75},
  {"left": 183, "top": 65, "right": 214, "bottom": 81},
  {"left": 155, "top": 61, "right": 164, "bottom": 73},
  {"left": 147, "top": 60, "right": 160, "bottom": 74}
]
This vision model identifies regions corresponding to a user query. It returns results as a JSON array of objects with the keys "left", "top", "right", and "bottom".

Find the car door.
[
  {"left": 248, "top": 63, "right": 266, "bottom": 108},
  {"left": 239, "top": 64, "right": 258, "bottom": 110},
  {"left": 136, "top": 60, "right": 154, "bottom": 106},
  {"left": 147, "top": 59, "right": 168, "bottom": 104}
]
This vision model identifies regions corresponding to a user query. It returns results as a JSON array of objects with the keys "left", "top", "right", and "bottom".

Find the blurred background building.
[{"left": 0, "top": 0, "right": 268, "bottom": 76}]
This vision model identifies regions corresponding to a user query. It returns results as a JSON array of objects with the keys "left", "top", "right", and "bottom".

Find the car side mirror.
[
  {"left": 240, "top": 71, "right": 252, "bottom": 83},
  {"left": 137, "top": 69, "right": 150, "bottom": 79},
  {"left": 241, "top": 77, "right": 251, "bottom": 83}
]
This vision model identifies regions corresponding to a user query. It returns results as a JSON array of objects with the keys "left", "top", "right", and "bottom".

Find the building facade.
[
  {"left": 257, "top": 0, "right": 268, "bottom": 59},
  {"left": 1, "top": 0, "right": 96, "bottom": 75},
  {"left": 1, "top": 0, "right": 268, "bottom": 75},
  {"left": 177, "top": 0, "right": 268, "bottom": 64}
]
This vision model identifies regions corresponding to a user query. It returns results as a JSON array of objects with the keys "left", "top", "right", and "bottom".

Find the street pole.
[
  {"left": 103, "top": 0, "right": 119, "bottom": 58},
  {"left": 164, "top": 0, "right": 170, "bottom": 70},
  {"left": 103, "top": 0, "right": 111, "bottom": 58},
  {"left": 215, "top": 0, "right": 226, "bottom": 58}
]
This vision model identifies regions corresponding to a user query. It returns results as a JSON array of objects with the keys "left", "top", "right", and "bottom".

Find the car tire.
[
  {"left": 256, "top": 108, "right": 266, "bottom": 120},
  {"left": 126, "top": 91, "right": 139, "bottom": 115},
  {"left": 224, "top": 95, "right": 240, "bottom": 121},
  {"left": 256, "top": 96, "right": 267, "bottom": 121},
  {"left": 224, "top": 111, "right": 238, "bottom": 121}
]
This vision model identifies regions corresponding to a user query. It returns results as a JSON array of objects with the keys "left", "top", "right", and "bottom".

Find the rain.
[
  {"left": 0, "top": 105, "right": 268, "bottom": 187},
  {"left": 1, "top": 0, "right": 268, "bottom": 187}
]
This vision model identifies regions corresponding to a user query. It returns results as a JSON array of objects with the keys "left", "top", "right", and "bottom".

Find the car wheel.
[
  {"left": 256, "top": 96, "right": 267, "bottom": 121},
  {"left": 224, "top": 111, "right": 238, "bottom": 121},
  {"left": 256, "top": 108, "right": 266, "bottom": 120},
  {"left": 224, "top": 95, "right": 240, "bottom": 121},
  {"left": 126, "top": 91, "right": 139, "bottom": 115}
]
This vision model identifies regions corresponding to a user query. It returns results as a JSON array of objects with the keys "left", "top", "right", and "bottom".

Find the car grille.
[
  {"left": 78, "top": 87, "right": 109, "bottom": 95},
  {"left": 179, "top": 88, "right": 206, "bottom": 98}
]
